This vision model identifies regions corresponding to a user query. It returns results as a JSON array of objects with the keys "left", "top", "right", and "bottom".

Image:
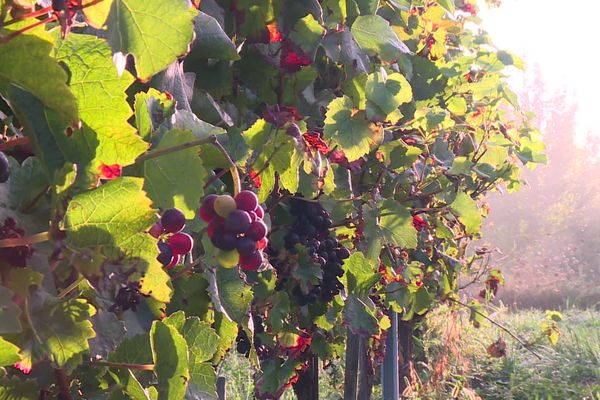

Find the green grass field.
[{"left": 219, "top": 307, "right": 600, "bottom": 399}]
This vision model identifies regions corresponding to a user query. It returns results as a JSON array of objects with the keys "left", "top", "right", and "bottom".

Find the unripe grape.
[
  {"left": 246, "top": 220, "right": 267, "bottom": 241},
  {"left": 0, "top": 151, "right": 10, "bottom": 183},
  {"left": 235, "top": 190, "right": 259, "bottom": 212},
  {"left": 217, "top": 249, "right": 240, "bottom": 268},
  {"left": 225, "top": 210, "right": 252, "bottom": 234},
  {"left": 161, "top": 208, "right": 186, "bottom": 233},
  {"left": 169, "top": 232, "right": 194, "bottom": 255},
  {"left": 214, "top": 195, "right": 237, "bottom": 218}
]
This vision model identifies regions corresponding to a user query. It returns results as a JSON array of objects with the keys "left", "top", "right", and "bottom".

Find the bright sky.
[{"left": 479, "top": 0, "right": 600, "bottom": 144}]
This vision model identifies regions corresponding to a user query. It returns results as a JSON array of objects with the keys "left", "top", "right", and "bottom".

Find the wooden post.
[
  {"left": 357, "top": 337, "right": 373, "bottom": 400},
  {"left": 398, "top": 320, "right": 414, "bottom": 394},
  {"left": 293, "top": 354, "right": 319, "bottom": 400},
  {"left": 381, "top": 311, "right": 399, "bottom": 400},
  {"left": 216, "top": 376, "right": 226, "bottom": 400},
  {"left": 344, "top": 330, "right": 359, "bottom": 400}
]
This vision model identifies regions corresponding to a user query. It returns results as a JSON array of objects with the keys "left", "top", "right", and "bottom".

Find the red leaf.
[
  {"left": 98, "top": 163, "right": 122, "bottom": 180},
  {"left": 263, "top": 105, "right": 303, "bottom": 128},
  {"left": 302, "top": 131, "right": 329, "bottom": 155},
  {"left": 281, "top": 40, "right": 312, "bottom": 73},
  {"left": 412, "top": 215, "right": 427, "bottom": 231},
  {"left": 249, "top": 168, "right": 262, "bottom": 188},
  {"left": 267, "top": 22, "right": 282, "bottom": 43}
]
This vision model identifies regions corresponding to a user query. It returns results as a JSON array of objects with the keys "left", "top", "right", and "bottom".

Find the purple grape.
[
  {"left": 246, "top": 220, "right": 267, "bottom": 241},
  {"left": 200, "top": 194, "right": 218, "bottom": 222},
  {"left": 213, "top": 232, "right": 237, "bottom": 251},
  {"left": 237, "top": 237, "right": 257, "bottom": 257},
  {"left": 0, "top": 152, "right": 9, "bottom": 183},
  {"left": 161, "top": 208, "right": 185, "bottom": 233},
  {"left": 169, "top": 232, "right": 193, "bottom": 255},
  {"left": 225, "top": 210, "right": 252, "bottom": 234},
  {"left": 157, "top": 241, "right": 173, "bottom": 266},
  {"left": 235, "top": 190, "right": 259, "bottom": 212}
]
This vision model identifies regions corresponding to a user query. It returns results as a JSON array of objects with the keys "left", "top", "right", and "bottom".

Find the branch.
[
  {"left": 209, "top": 136, "right": 241, "bottom": 196},
  {"left": 135, "top": 136, "right": 216, "bottom": 164},
  {"left": 57, "top": 276, "right": 85, "bottom": 299},
  {"left": 0, "top": 137, "right": 29, "bottom": 151},
  {"left": 91, "top": 360, "right": 155, "bottom": 371},
  {"left": 0, "top": 231, "right": 50, "bottom": 248},
  {"left": 54, "top": 368, "right": 74, "bottom": 400},
  {"left": 447, "top": 297, "right": 543, "bottom": 360}
]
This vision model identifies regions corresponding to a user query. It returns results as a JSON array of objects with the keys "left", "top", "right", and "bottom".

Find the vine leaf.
[
  {"left": 63, "top": 177, "right": 172, "bottom": 302},
  {"left": 211, "top": 313, "right": 237, "bottom": 364},
  {"left": 290, "top": 13, "right": 325, "bottom": 56},
  {"left": 0, "top": 34, "right": 78, "bottom": 124},
  {"left": 26, "top": 288, "right": 96, "bottom": 367},
  {"left": 190, "top": 12, "right": 239, "bottom": 61},
  {"left": 342, "top": 252, "right": 381, "bottom": 337},
  {"left": 3, "top": 157, "right": 48, "bottom": 212},
  {"left": 143, "top": 129, "right": 206, "bottom": 219},
  {"left": 450, "top": 192, "right": 482, "bottom": 235},
  {"left": 324, "top": 96, "right": 377, "bottom": 161},
  {"left": 82, "top": 0, "right": 113, "bottom": 28},
  {"left": 0, "top": 376, "right": 39, "bottom": 400},
  {"left": 0, "top": 285, "right": 22, "bottom": 334},
  {"left": 365, "top": 71, "right": 413, "bottom": 115},
  {"left": 56, "top": 34, "right": 149, "bottom": 172},
  {"left": 181, "top": 318, "right": 219, "bottom": 399},
  {"left": 364, "top": 200, "right": 417, "bottom": 252},
  {"left": 351, "top": 15, "right": 411, "bottom": 62},
  {"left": 213, "top": 267, "right": 252, "bottom": 323},
  {"left": 150, "top": 320, "right": 190, "bottom": 400},
  {"left": 106, "top": 0, "right": 198, "bottom": 80},
  {"left": 0, "top": 337, "right": 21, "bottom": 366}
]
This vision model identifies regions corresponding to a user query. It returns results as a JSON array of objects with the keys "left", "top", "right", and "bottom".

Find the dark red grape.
[
  {"left": 200, "top": 194, "right": 218, "bottom": 222},
  {"left": 248, "top": 211, "right": 258, "bottom": 222},
  {"left": 254, "top": 206, "right": 265, "bottom": 219},
  {"left": 169, "top": 232, "right": 193, "bottom": 255},
  {"left": 148, "top": 221, "right": 163, "bottom": 238},
  {"left": 161, "top": 208, "right": 185, "bottom": 233},
  {"left": 337, "top": 248, "right": 350, "bottom": 260},
  {"left": 157, "top": 241, "right": 173, "bottom": 266},
  {"left": 257, "top": 237, "right": 268, "bottom": 250},
  {"left": 207, "top": 217, "right": 225, "bottom": 238},
  {"left": 246, "top": 220, "right": 267, "bottom": 241},
  {"left": 166, "top": 254, "right": 181, "bottom": 269},
  {"left": 240, "top": 250, "right": 263, "bottom": 271},
  {"left": 235, "top": 190, "right": 259, "bottom": 212},
  {"left": 225, "top": 210, "right": 252, "bottom": 234},
  {"left": 237, "top": 237, "right": 257, "bottom": 257},
  {"left": 0, "top": 151, "right": 10, "bottom": 183}
]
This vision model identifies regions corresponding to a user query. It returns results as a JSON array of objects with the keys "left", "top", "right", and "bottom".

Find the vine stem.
[
  {"left": 0, "top": 231, "right": 50, "bottom": 248},
  {"left": 54, "top": 368, "right": 74, "bottom": 400},
  {"left": 91, "top": 360, "right": 155, "bottom": 371},
  {"left": 57, "top": 276, "right": 85, "bottom": 299},
  {"left": 209, "top": 136, "right": 241, "bottom": 196},
  {"left": 446, "top": 297, "right": 543, "bottom": 360},
  {"left": 0, "top": 137, "right": 30, "bottom": 151}
]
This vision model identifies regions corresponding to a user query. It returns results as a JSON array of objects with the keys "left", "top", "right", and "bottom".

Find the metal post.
[{"left": 381, "top": 311, "right": 399, "bottom": 400}]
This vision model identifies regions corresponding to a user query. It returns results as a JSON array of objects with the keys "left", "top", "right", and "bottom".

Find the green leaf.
[
  {"left": 0, "top": 377, "right": 39, "bottom": 400},
  {"left": 26, "top": 289, "right": 96, "bottom": 367},
  {"left": 63, "top": 177, "right": 172, "bottom": 302},
  {"left": 450, "top": 192, "right": 482, "bottom": 235},
  {"left": 3, "top": 157, "right": 48, "bottom": 212},
  {"left": 106, "top": 0, "right": 198, "bottom": 80},
  {"left": 364, "top": 200, "right": 417, "bottom": 250},
  {"left": 342, "top": 252, "right": 379, "bottom": 297},
  {"left": 324, "top": 95, "right": 376, "bottom": 161},
  {"left": 0, "top": 285, "right": 22, "bottom": 334},
  {"left": 0, "top": 34, "right": 78, "bottom": 124},
  {"left": 213, "top": 268, "right": 252, "bottom": 323},
  {"left": 291, "top": 246, "right": 323, "bottom": 292},
  {"left": 109, "top": 334, "right": 153, "bottom": 365},
  {"left": 144, "top": 129, "right": 206, "bottom": 219},
  {"left": 82, "top": 0, "right": 113, "bottom": 28},
  {"left": 365, "top": 71, "right": 413, "bottom": 115},
  {"left": 436, "top": 0, "right": 455, "bottom": 13},
  {"left": 290, "top": 13, "right": 325, "bottom": 56},
  {"left": 55, "top": 34, "right": 148, "bottom": 171},
  {"left": 211, "top": 313, "right": 237, "bottom": 364},
  {"left": 344, "top": 295, "right": 379, "bottom": 337},
  {"left": 187, "top": 362, "right": 216, "bottom": 400},
  {"left": 351, "top": 15, "right": 410, "bottom": 62},
  {"left": 134, "top": 88, "right": 175, "bottom": 141},
  {"left": 190, "top": 12, "right": 239, "bottom": 61},
  {"left": 150, "top": 320, "right": 190, "bottom": 400},
  {"left": 181, "top": 318, "right": 219, "bottom": 364},
  {"left": 0, "top": 337, "right": 20, "bottom": 366},
  {"left": 167, "top": 274, "right": 211, "bottom": 319}
]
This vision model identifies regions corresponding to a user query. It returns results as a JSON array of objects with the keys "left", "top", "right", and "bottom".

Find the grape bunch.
[
  {"left": 235, "top": 314, "right": 270, "bottom": 359},
  {"left": 150, "top": 208, "right": 193, "bottom": 269},
  {"left": 279, "top": 198, "right": 350, "bottom": 304},
  {"left": 0, "top": 151, "right": 10, "bottom": 183},
  {"left": 200, "top": 190, "right": 268, "bottom": 271},
  {"left": 109, "top": 281, "right": 148, "bottom": 313}
]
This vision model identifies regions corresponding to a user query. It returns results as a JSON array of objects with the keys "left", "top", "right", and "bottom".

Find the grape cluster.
[
  {"left": 150, "top": 208, "right": 193, "bottom": 269},
  {"left": 200, "top": 190, "right": 268, "bottom": 271},
  {"left": 0, "top": 151, "right": 10, "bottom": 183},
  {"left": 109, "top": 281, "right": 148, "bottom": 313},
  {"left": 278, "top": 198, "right": 349, "bottom": 304},
  {"left": 0, "top": 217, "right": 34, "bottom": 267}
]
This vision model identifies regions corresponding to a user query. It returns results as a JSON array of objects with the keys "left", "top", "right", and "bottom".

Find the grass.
[{"left": 219, "top": 307, "right": 600, "bottom": 399}]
